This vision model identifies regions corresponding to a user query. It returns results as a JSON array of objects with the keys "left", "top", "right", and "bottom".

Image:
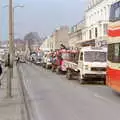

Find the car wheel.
[
  {"left": 103, "top": 78, "right": 106, "bottom": 85},
  {"left": 66, "top": 69, "right": 72, "bottom": 80},
  {"left": 78, "top": 73, "right": 84, "bottom": 84},
  {"left": 52, "top": 66, "right": 55, "bottom": 72},
  {"left": 56, "top": 67, "right": 60, "bottom": 74},
  {"left": 46, "top": 64, "right": 49, "bottom": 69},
  {"left": 42, "top": 63, "right": 45, "bottom": 68}
]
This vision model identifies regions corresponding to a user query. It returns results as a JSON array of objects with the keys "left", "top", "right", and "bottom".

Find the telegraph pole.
[{"left": 7, "top": 0, "right": 13, "bottom": 97}]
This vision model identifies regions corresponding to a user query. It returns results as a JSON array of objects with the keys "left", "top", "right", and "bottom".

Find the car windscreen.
[{"left": 84, "top": 51, "right": 107, "bottom": 62}]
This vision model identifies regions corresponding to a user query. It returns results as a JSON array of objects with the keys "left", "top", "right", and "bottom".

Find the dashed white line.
[
  {"left": 82, "top": 86, "right": 120, "bottom": 105},
  {"left": 94, "top": 93, "right": 120, "bottom": 105}
]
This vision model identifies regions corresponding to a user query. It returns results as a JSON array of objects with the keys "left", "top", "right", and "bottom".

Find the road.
[{"left": 20, "top": 63, "right": 120, "bottom": 120}]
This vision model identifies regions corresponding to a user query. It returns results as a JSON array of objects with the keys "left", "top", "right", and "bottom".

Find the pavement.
[
  {"left": 20, "top": 63, "right": 120, "bottom": 120},
  {"left": 0, "top": 65, "right": 21, "bottom": 120}
]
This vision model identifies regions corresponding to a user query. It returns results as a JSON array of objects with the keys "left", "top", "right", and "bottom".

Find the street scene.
[
  {"left": 19, "top": 63, "right": 120, "bottom": 120},
  {"left": 1, "top": 0, "right": 120, "bottom": 120}
]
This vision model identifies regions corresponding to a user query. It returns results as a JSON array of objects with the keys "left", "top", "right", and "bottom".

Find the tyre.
[
  {"left": 66, "top": 69, "right": 72, "bottom": 80},
  {"left": 52, "top": 66, "right": 55, "bottom": 72},
  {"left": 56, "top": 67, "right": 60, "bottom": 74},
  {"left": 46, "top": 64, "right": 49, "bottom": 69},
  {"left": 78, "top": 74, "right": 84, "bottom": 84},
  {"left": 42, "top": 63, "right": 46, "bottom": 68},
  {"left": 103, "top": 78, "right": 106, "bottom": 85}
]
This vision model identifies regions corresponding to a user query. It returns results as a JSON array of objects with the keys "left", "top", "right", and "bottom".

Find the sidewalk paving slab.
[{"left": 0, "top": 66, "right": 22, "bottom": 120}]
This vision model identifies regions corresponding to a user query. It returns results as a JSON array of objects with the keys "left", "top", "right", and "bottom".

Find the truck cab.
[{"left": 78, "top": 46, "right": 107, "bottom": 83}]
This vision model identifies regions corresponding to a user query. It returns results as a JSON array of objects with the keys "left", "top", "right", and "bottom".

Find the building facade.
[
  {"left": 40, "top": 26, "right": 69, "bottom": 51},
  {"left": 54, "top": 26, "right": 69, "bottom": 50},
  {"left": 69, "top": 20, "right": 85, "bottom": 48},
  {"left": 41, "top": 0, "right": 120, "bottom": 50},
  {"left": 40, "top": 37, "right": 50, "bottom": 51},
  {"left": 84, "top": 0, "right": 119, "bottom": 46}
]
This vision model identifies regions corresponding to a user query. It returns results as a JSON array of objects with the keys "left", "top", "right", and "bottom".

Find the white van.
[
  {"left": 42, "top": 52, "right": 52, "bottom": 69},
  {"left": 78, "top": 46, "right": 107, "bottom": 83}
]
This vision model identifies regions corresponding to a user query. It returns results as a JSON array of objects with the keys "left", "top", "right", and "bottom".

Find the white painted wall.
[
  {"left": 40, "top": 36, "right": 55, "bottom": 51},
  {"left": 84, "top": 0, "right": 119, "bottom": 41}
]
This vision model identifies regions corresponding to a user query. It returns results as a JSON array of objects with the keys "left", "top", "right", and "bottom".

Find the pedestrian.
[
  {"left": 16, "top": 57, "right": 20, "bottom": 65},
  {"left": 0, "top": 63, "right": 3, "bottom": 86},
  {"left": 0, "top": 63, "right": 2, "bottom": 76}
]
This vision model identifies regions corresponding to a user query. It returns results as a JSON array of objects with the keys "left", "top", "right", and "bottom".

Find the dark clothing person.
[
  {"left": 0, "top": 64, "right": 3, "bottom": 86},
  {"left": 16, "top": 57, "right": 20, "bottom": 64},
  {"left": 0, "top": 64, "right": 2, "bottom": 76},
  {"left": 5, "top": 54, "right": 10, "bottom": 67}
]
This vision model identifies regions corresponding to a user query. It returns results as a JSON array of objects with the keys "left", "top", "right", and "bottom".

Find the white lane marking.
[
  {"left": 81, "top": 86, "right": 120, "bottom": 105},
  {"left": 94, "top": 93, "right": 120, "bottom": 105}
]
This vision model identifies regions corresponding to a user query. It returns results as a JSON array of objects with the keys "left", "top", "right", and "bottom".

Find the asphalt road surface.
[{"left": 20, "top": 63, "right": 120, "bottom": 120}]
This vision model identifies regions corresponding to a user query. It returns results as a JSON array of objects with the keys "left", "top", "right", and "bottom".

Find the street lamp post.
[
  {"left": 7, "top": 0, "right": 13, "bottom": 97},
  {"left": 3, "top": 4, "right": 24, "bottom": 57},
  {"left": 7, "top": 0, "right": 24, "bottom": 97},
  {"left": 12, "top": 5, "right": 24, "bottom": 56}
]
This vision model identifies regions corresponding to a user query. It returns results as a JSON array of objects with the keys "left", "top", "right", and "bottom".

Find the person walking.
[
  {"left": 0, "top": 63, "right": 3, "bottom": 86},
  {"left": 16, "top": 56, "right": 20, "bottom": 65},
  {"left": 0, "top": 63, "right": 2, "bottom": 76}
]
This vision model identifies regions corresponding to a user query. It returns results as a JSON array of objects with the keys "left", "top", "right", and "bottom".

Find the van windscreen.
[{"left": 84, "top": 51, "right": 106, "bottom": 62}]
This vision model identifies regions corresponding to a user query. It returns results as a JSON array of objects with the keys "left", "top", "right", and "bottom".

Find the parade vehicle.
[
  {"left": 107, "top": 1, "right": 120, "bottom": 92},
  {"left": 51, "top": 49, "right": 78, "bottom": 73},
  {"left": 64, "top": 46, "right": 107, "bottom": 84}
]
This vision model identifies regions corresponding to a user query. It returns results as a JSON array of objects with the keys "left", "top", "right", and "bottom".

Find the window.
[
  {"left": 109, "top": 1, "right": 120, "bottom": 22},
  {"left": 103, "top": 24, "right": 108, "bottom": 35},
  {"left": 97, "top": 11, "right": 99, "bottom": 19},
  {"left": 85, "top": 51, "right": 106, "bottom": 62},
  {"left": 115, "top": 7, "right": 120, "bottom": 18},
  {"left": 108, "top": 43, "right": 120, "bottom": 63},
  {"left": 101, "top": 9, "right": 103, "bottom": 16},
  {"left": 70, "top": 53, "right": 79, "bottom": 63},
  {"left": 95, "top": 27, "right": 98, "bottom": 38},
  {"left": 104, "top": 7, "right": 107, "bottom": 20},
  {"left": 80, "top": 52, "right": 83, "bottom": 60},
  {"left": 89, "top": 30, "right": 92, "bottom": 39},
  {"left": 79, "top": 32, "right": 82, "bottom": 40}
]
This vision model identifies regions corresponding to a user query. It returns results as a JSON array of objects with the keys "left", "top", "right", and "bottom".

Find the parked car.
[{"left": 35, "top": 59, "right": 41, "bottom": 65}]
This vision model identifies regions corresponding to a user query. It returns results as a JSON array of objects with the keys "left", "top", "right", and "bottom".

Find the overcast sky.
[{"left": 2, "top": 0, "right": 88, "bottom": 40}]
